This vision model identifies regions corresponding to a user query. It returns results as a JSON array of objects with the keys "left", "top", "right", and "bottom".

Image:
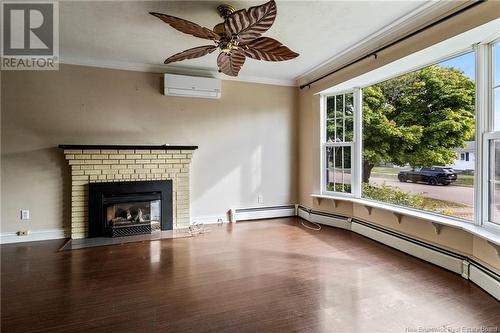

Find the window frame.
[
  {"left": 482, "top": 38, "right": 500, "bottom": 234},
  {"left": 319, "top": 34, "right": 500, "bottom": 231},
  {"left": 482, "top": 132, "right": 500, "bottom": 233},
  {"left": 320, "top": 90, "right": 361, "bottom": 198}
]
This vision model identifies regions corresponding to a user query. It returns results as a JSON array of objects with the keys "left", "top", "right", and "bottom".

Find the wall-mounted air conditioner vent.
[{"left": 164, "top": 73, "right": 221, "bottom": 99}]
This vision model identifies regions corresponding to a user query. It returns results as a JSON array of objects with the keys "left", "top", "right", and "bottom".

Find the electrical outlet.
[
  {"left": 20, "top": 210, "right": 30, "bottom": 220},
  {"left": 258, "top": 195, "right": 263, "bottom": 203},
  {"left": 17, "top": 230, "right": 29, "bottom": 236}
]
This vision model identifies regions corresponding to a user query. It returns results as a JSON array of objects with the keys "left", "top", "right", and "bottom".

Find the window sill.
[{"left": 311, "top": 194, "right": 500, "bottom": 246}]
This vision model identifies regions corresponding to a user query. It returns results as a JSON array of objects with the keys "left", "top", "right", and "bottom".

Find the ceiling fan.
[{"left": 150, "top": 0, "right": 299, "bottom": 77}]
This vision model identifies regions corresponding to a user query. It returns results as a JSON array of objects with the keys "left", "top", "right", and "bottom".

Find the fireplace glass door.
[{"left": 103, "top": 193, "right": 161, "bottom": 237}]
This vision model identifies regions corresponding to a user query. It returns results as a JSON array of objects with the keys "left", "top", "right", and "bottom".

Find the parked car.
[{"left": 398, "top": 167, "right": 457, "bottom": 185}]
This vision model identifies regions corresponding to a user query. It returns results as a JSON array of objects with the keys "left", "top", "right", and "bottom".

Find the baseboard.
[
  {"left": 191, "top": 214, "right": 230, "bottom": 224},
  {"left": 469, "top": 262, "right": 500, "bottom": 300},
  {"left": 298, "top": 206, "right": 351, "bottom": 230},
  {"left": 299, "top": 205, "right": 466, "bottom": 274},
  {"left": 351, "top": 221, "right": 466, "bottom": 275},
  {"left": 298, "top": 205, "right": 500, "bottom": 301},
  {"left": 231, "top": 204, "right": 296, "bottom": 222},
  {"left": 0, "top": 228, "right": 68, "bottom": 244}
]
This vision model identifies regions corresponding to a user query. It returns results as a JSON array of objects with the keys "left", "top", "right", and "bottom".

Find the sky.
[{"left": 437, "top": 51, "right": 475, "bottom": 80}]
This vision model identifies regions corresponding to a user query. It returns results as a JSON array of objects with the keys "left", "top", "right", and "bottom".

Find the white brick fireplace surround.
[{"left": 60, "top": 144, "right": 197, "bottom": 239}]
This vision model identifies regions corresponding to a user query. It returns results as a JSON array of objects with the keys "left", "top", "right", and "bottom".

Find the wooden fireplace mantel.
[{"left": 59, "top": 144, "right": 198, "bottom": 150}]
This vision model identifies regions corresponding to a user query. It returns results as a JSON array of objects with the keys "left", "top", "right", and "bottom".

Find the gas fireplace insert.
[{"left": 88, "top": 180, "right": 172, "bottom": 237}]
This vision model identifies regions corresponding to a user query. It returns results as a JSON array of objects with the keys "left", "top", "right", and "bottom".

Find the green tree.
[{"left": 362, "top": 65, "right": 475, "bottom": 183}]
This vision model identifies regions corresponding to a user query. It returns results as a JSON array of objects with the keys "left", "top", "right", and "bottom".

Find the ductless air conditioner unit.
[{"left": 164, "top": 73, "right": 221, "bottom": 99}]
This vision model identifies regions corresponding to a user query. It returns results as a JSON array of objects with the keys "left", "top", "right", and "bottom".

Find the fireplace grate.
[
  {"left": 110, "top": 224, "right": 152, "bottom": 237},
  {"left": 109, "top": 221, "right": 161, "bottom": 237}
]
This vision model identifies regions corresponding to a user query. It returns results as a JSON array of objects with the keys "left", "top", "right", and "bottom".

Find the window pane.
[
  {"left": 490, "top": 183, "right": 500, "bottom": 224},
  {"left": 326, "top": 96, "right": 335, "bottom": 120},
  {"left": 494, "top": 42, "right": 499, "bottom": 87},
  {"left": 345, "top": 117, "right": 354, "bottom": 141},
  {"left": 325, "top": 146, "right": 351, "bottom": 193},
  {"left": 336, "top": 118, "right": 344, "bottom": 142},
  {"left": 362, "top": 52, "right": 475, "bottom": 221},
  {"left": 489, "top": 139, "right": 500, "bottom": 225},
  {"left": 494, "top": 42, "right": 500, "bottom": 130},
  {"left": 488, "top": 43, "right": 500, "bottom": 225},
  {"left": 345, "top": 93, "right": 354, "bottom": 117},
  {"left": 326, "top": 146, "right": 334, "bottom": 189},
  {"left": 326, "top": 146, "right": 334, "bottom": 169},
  {"left": 495, "top": 88, "right": 500, "bottom": 131},
  {"left": 335, "top": 95, "right": 343, "bottom": 116},
  {"left": 326, "top": 120, "right": 335, "bottom": 142},
  {"left": 492, "top": 139, "right": 500, "bottom": 181}
]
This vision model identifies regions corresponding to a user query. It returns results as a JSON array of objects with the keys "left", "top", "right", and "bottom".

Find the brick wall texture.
[{"left": 64, "top": 149, "right": 193, "bottom": 239}]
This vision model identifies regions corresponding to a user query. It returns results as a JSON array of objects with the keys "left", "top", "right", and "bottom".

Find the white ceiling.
[
  {"left": 321, "top": 19, "right": 500, "bottom": 95},
  {"left": 60, "top": 1, "right": 430, "bottom": 85}
]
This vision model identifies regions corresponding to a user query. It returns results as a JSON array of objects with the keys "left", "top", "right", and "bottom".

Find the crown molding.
[
  {"left": 59, "top": 57, "right": 297, "bottom": 87},
  {"left": 295, "top": 0, "right": 473, "bottom": 87}
]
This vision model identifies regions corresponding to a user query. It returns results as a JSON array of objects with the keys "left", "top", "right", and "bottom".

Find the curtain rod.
[{"left": 298, "top": 0, "right": 485, "bottom": 90}]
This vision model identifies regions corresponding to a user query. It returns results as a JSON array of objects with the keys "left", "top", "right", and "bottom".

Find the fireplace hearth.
[{"left": 89, "top": 180, "right": 172, "bottom": 237}]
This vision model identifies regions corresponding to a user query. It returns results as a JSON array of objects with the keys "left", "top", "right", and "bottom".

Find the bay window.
[
  {"left": 319, "top": 20, "right": 500, "bottom": 233},
  {"left": 361, "top": 51, "right": 476, "bottom": 221}
]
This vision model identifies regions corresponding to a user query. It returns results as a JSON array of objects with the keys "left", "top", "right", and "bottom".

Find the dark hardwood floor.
[{"left": 1, "top": 218, "right": 499, "bottom": 332}]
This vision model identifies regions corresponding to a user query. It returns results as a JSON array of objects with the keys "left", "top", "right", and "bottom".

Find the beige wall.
[
  {"left": 1, "top": 1, "right": 498, "bottom": 271},
  {"left": 297, "top": 2, "right": 500, "bottom": 270},
  {"left": 1, "top": 64, "right": 298, "bottom": 233}
]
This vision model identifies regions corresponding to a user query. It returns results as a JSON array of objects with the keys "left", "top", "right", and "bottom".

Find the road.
[{"left": 370, "top": 177, "right": 473, "bottom": 206}]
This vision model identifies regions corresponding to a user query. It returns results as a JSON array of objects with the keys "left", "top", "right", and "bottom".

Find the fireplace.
[
  {"left": 61, "top": 145, "right": 196, "bottom": 239},
  {"left": 89, "top": 180, "right": 173, "bottom": 237}
]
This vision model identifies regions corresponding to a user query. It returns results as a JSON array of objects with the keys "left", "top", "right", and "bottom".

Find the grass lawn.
[
  {"left": 422, "top": 197, "right": 468, "bottom": 209},
  {"left": 452, "top": 174, "right": 473, "bottom": 187},
  {"left": 372, "top": 166, "right": 400, "bottom": 175},
  {"left": 421, "top": 197, "right": 471, "bottom": 220},
  {"left": 363, "top": 179, "right": 473, "bottom": 220},
  {"left": 371, "top": 166, "right": 474, "bottom": 187}
]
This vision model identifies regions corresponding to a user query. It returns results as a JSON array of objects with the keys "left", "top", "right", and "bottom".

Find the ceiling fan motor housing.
[{"left": 217, "top": 4, "right": 236, "bottom": 19}]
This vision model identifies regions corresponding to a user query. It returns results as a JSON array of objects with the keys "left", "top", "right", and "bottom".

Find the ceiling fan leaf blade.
[
  {"left": 217, "top": 51, "right": 246, "bottom": 76},
  {"left": 225, "top": 0, "right": 277, "bottom": 43},
  {"left": 150, "top": 12, "right": 219, "bottom": 40},
  {"left": 164, "top": 45, "right": 217, "bottom": 64},
  {"left": 244, "top": 37, "right": 299, "bottom": 61}
]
